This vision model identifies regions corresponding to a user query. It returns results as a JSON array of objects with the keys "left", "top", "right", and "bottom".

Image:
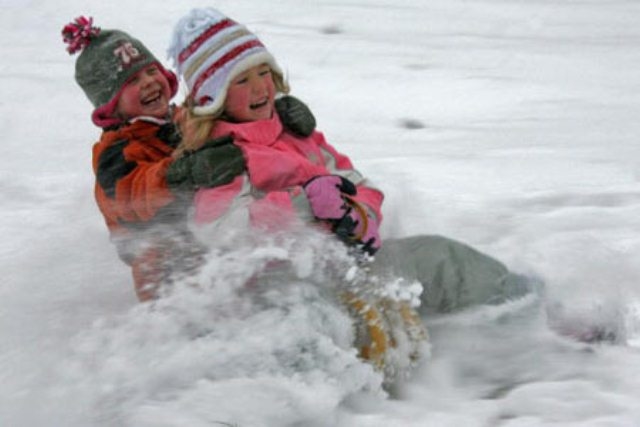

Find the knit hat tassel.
[{"left": 62, "top": 16, "right": 100, "bottom": 54}]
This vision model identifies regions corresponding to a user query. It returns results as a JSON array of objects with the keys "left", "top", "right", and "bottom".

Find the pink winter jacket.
[{"left": 192, "top": 114, "right": 384, "bottom": 235}]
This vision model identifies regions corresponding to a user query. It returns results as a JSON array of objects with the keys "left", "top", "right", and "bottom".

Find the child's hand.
[
  {"left": 275, "top": 95, "right": 316, "bottom": 137},
  {"left": 332, "top": 198, "right": 381, "bottom": 255},
  {"left": 303, "top": 175, "right": 356, "bottom": 220},
  {"left": 303, "top": 175, "right": 380, "bottom": 254},
  {"left": 166, "top": 135, "right": 245, "bottom": 190}
]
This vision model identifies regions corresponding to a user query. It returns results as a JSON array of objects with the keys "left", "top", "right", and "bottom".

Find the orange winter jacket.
[
  {"left": 92, "top": 117, "right": 194, "bottom": 300},
  {"left": 92, "top": 118, "right": 179, "bottom": 233}
]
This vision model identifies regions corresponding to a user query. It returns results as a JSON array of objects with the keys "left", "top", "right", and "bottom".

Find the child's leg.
[
  {"left": 371, "top": 235, "right": 538, "bottom": 315},
  {"left": 130, "top": 227, "right": 207, "bottom": 302}
]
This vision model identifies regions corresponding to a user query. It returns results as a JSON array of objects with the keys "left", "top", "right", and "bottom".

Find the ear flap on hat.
[
  {"left": 160, "top": 66, "right": 179, "bottom": 99},
  {"left": 91, "top": 96, "right": 122, "bottom": 128}
]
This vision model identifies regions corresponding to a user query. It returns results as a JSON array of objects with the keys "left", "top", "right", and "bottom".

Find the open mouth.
[
  {"left": 141, "top": 91, "right": 162, "bottom": 107},
  {"left": 250, "top": 99, "right": 269, "bottom": 110}
]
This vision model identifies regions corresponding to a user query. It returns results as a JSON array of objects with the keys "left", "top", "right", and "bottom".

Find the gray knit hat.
[{"left": 63, "top": 16, "right": 178, "bottom": 127}]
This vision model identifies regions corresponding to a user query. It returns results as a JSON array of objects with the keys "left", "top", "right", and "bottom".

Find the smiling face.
[
  {"left": 116, "top": 64, "right": 172, "bottom": 119},
  {"left": 224, "top": 64, "right": 276, "bottom": 122}
]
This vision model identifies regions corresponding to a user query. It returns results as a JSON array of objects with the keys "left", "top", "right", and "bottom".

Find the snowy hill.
[{"left": 2, "top": 0, "right": 640, "bottom": 425}]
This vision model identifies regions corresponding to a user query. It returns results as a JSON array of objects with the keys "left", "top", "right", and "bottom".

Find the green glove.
[
  {"left": 275, "top": 95, "right": 317, "bottom": 137},
  {"left": 166, "top": 135, "right": 245, "bottom": 190}
]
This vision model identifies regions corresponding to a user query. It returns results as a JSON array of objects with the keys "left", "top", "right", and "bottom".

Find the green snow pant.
[{"left": 371, "top": 235, "right": 536, "bottom": 315}]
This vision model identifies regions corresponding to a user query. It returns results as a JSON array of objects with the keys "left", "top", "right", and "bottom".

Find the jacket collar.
[{"left": 213, "top": 114, "right": 283, "bottom": 146}]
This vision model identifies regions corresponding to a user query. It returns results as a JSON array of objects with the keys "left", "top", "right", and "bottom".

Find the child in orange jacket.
[
  {"left": 63, "top": 17, "right": 228, "bottom": 301},
  {"left": 63, "top": 17, "right": 314, "bottom": 301}
]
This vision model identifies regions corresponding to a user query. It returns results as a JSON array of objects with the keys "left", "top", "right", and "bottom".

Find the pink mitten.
[
  {"left": 303, "top": 175, "right": 356, "bottom": 220},
  {"left": 304, "top": 175, "right": 381, "bottom": 254}
]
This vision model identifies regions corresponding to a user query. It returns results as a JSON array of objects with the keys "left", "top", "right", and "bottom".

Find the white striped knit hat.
[{"left": 168, "top": 8, "right": 283, "bottom": 116}]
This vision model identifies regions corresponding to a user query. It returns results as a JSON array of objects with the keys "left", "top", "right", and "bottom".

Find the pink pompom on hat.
[{"left": 168, "top": 8, "right": 283, "bottom": 116}]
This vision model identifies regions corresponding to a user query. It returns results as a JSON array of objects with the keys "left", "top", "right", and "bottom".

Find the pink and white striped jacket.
[{"left": 192, "top": 114, "right": 384, "bottom": 235}]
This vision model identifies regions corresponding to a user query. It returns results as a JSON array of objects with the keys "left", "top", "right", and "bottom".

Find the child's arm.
[
  {"left": 192, "top": 177, "right": 307, "bottom": 229},
  {"left": 165, "top": 136, "right": 245, "bottom": 191},
  {"left": 302, "top": 133, "right": 385, "bottom": 254},
  {"left": 94, "top": 132, "right": 246, "bottom": 225},
  {"left": 312, "top": 133, "right": 384, "bottom": 223},
  {"left": 302, "top": 175, "right": 382, "bottom": 254},
  {"left": 94, "top": 140, "right": 176, "bottom": 224}
]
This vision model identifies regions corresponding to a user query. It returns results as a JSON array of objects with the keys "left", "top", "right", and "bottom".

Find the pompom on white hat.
[{"left": 168, "top": 8, "right": 283, "bottom": 116}]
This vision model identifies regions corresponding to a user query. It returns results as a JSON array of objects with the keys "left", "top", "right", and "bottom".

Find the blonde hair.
[{"left": 174, "top": 70, "right": 289, "bottom": 158}]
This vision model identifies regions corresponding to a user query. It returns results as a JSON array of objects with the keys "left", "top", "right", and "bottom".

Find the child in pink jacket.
[
  {"left": 169, "top": 8, "right": 383, "bottom": 255},
  {"left": 166, "top": 7, "right": 567, "bottom": 381},
  {"left": 167, "top": 8, "right": 420, "bottom": 377},
  {"left": 167, "top": 7, "right": 538, "bottom": 316}
]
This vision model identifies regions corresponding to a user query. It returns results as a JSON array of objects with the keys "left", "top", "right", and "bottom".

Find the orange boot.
[{"left": 341, "top": 292, "right": 428, "bottom": 381}]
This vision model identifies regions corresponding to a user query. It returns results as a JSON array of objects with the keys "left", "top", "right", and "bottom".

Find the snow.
[{"left": 2, "top": 0, "right": 640, "bottom": 425}]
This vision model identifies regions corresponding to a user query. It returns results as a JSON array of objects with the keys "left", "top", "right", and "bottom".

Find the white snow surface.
[{"left": 2, "top": 0, "right": 640, "bottom": 426}]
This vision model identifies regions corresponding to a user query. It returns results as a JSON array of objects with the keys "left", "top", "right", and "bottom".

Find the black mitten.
[
  {"left": 166, "top": 135, "right": 245, "bottom": 190},
  {"left": 275, "top": 95, "right": 317, "bottom": 137}
]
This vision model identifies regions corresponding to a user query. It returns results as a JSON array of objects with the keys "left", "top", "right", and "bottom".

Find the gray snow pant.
[{"left": 370, "top": 235, "right": 536, "bottom": 315}]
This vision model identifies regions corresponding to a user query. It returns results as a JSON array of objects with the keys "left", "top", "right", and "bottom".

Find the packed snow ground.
[{"left": 2, "top": 0, "right": 640, "bottom": 425}]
